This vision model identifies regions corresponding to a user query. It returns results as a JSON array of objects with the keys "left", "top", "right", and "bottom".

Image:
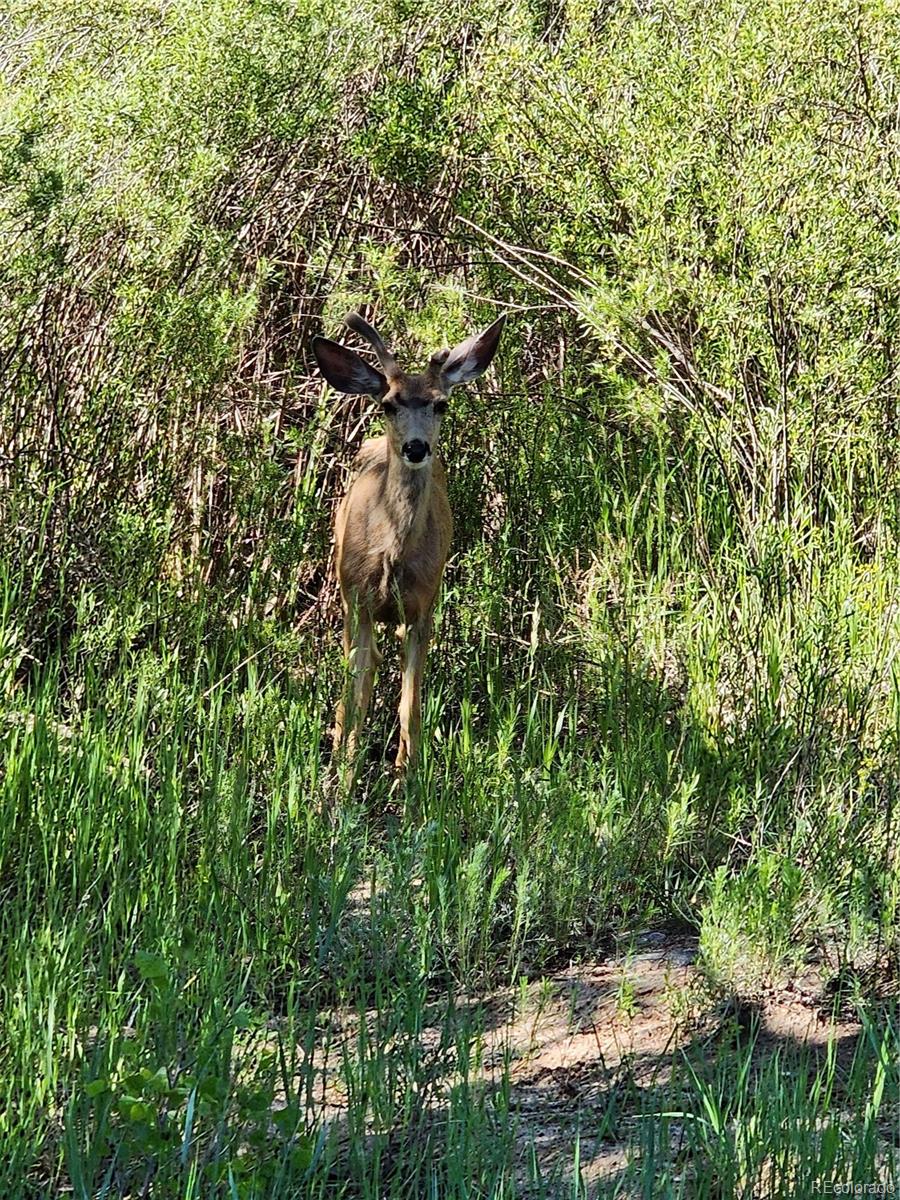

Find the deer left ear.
[
  {"left": 440, "top": 315, "right": 507, "bottom": 388},
  {"left": 312, "top": 336, "right": 387, "bottom": 397}
]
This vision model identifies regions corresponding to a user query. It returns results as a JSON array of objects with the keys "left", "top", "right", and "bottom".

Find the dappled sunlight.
[{"left": 2, "top": 0, "right": 899, "bottom": 1192}]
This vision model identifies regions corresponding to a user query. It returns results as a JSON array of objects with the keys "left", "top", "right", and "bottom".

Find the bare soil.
[
  {"left": 469, "top": 934, "right": 869, "bottom": 1186},
  {"left": 307, "top": 930, "right": 887, "bottom": 1188}
]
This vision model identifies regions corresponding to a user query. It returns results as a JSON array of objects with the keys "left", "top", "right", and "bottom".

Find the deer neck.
[{"left": 384, "top": 449, "right": 432, "bottom": 554}]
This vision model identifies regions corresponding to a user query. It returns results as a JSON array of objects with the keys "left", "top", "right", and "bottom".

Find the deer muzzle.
[{"left": 402, "top": 439, "right": 431, "bottom": 467}]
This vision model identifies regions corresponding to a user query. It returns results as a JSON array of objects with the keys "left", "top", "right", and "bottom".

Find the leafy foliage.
[{"left": 1, "top": 0, "right": 898, "bottom": 1193}]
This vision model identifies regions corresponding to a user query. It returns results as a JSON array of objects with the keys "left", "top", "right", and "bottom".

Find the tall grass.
[
  {"left": 1, "top": 0, "right": 899, "bottom": 1192},
  {"left": 2, "top": 593, "right": 897, "bottom": 1194}
]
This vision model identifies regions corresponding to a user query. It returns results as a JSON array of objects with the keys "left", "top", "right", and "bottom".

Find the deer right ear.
[
  {"left": 313, "top": 337, "right": 386, "bottom": 397},
  {"left": 440, "top": 314, "right": 507, "bottom": 388}
]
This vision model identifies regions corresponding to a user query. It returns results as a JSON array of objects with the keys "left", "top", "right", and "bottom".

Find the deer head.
[{"left": 313, "top": 310, "right": 506, "bottom": 470}]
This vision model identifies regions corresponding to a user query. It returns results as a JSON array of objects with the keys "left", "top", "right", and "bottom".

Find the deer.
[{"left": 312, "top": 308, "right": 506, "bottom": 771}]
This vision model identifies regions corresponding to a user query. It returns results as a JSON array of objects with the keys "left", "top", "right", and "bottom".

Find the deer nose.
[{"left": 402, "top": 439, "right": 430, "bottom": 464}]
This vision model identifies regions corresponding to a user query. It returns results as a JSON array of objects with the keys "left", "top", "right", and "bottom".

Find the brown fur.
[
  {"left": 335, "top": 435, "right": 452, "bottom": 627},
  {"left": 313, "top": 309, "right": 506, "bottom": 770}
]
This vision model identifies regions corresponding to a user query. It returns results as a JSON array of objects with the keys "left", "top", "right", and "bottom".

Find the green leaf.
[
  {"left": 199, "top": 1076, "right": 229, "bottom": 1103},
  {"left": 233, "top": 1005, "right": 254, "bottom": 1030},
  {"left": 289, "top": 1137, "right": 314, "bottom": 1171},
  {"left": 142, "top": 1066, "right": 170, "bottom": 1094},
  {"left": 272, "top": 1103, "right": 300, "bottom": 1136},
  {"left": 134, "top": 951, "right": 170, "bottom": 982}
]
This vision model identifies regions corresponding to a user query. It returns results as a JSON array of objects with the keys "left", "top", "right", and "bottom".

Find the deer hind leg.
[
  {"left": 396, "top": 614, "right": 432, "bottom": 771},
  {"left": 334, "top": 603, "right": 381, "bottom": 761}
]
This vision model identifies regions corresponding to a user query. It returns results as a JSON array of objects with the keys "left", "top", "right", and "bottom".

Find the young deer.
[{"left": 313, "top": 309, "right": 506, "bottom": 770}]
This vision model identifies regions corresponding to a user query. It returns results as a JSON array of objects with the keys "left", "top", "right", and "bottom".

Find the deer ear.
[
  {"left": 313, "top": 337, "right": 386, "bottom": 396},
  {"left": 440, "top": 315, "right": 507, "bottom": 388}
]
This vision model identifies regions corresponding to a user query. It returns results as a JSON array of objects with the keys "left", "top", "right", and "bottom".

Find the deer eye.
[
  {"left": 382, "top": 401, "right": 397, "bottom": 416},
  {"left": 433, "top": 401, "right": 448, "bottom": 415}
]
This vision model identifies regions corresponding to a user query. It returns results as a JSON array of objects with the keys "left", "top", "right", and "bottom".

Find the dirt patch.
[
  {"left": 469, "top": 935, "right": 871, "bottom": 1186},
  {"left": 475, "top": 936, "right": 699, "bottom": 1183},
  {"left": 290, "top": 932, "right": 886, "bottom": 1189}
]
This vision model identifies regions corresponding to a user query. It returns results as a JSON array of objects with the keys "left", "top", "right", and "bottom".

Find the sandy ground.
[
  {"left": 469, "top": 935, "right": 872, "bottom": 1186},
  {"left": 301, "top": 929, "right": 891, "bottom": 1190}
]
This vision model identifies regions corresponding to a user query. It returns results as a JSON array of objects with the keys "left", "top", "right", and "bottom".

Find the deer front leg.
[
  {"left": 334, "top": 604, "right": 381, "bottom": 761},
  {"left": 396, "top": 615, "right": 432, "bottom": 770}
]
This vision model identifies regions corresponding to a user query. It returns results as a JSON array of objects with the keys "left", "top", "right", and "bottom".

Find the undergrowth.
[{"left": 1, "top": 0, "right": 898, "bottom": 1193}]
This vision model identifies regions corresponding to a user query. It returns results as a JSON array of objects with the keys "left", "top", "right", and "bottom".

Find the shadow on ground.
[{"left": 301, "top": 932, "right": 897, "bottom": 1195}]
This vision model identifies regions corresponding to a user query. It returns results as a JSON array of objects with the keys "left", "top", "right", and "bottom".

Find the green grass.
[
  {"left": 2, "top": 0, "right": 900, "bottom": 1192},
  {"left": 2, "top": 476, "right": 897, "bottom": 1193}
]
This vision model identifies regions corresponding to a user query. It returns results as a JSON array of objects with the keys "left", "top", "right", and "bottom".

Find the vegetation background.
[{"left": 1, "top": 0, "right": 897, "bottom": 1194}]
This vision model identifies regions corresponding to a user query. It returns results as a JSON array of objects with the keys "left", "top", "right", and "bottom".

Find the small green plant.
[{"left": 614, "top": 974, "right": 639, "bottom": 1022}]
